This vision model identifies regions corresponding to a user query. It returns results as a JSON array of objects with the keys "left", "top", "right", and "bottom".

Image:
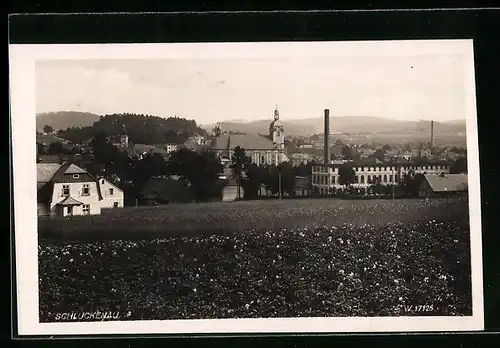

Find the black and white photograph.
[{"left": 10, "top": 39, "right": 483, "bottom": 335}]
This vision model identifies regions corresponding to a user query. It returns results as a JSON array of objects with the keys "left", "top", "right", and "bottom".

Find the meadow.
[{"left": 38, "top": 197, "right": 472, "bottom": 321}]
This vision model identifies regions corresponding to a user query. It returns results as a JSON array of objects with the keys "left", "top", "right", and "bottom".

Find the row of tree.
[
  {"left": 55, "top": 113, "right": 208, "bottom": 145},
  {"left": 45, "top": 128, "right": 468, "bottom": 204}
]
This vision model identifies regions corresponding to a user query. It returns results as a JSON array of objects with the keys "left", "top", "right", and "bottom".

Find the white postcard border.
[{"left": 9, "top": 40, "right": 484, "bottom": 335}]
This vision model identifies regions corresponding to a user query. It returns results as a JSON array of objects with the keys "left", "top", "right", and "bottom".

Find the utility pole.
[{"left": 278, "top": 169, "right": 282, "bottom": 200}]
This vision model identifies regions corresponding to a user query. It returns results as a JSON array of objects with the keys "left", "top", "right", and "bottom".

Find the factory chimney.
[
  {"left": 430, "top": 120, "right": 434, "bottom": 148},
  {"left": 324, "top": 109, "right": 330, "bottom": 165}
]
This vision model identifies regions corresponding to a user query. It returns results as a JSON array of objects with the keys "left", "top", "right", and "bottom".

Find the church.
[{"left": 209, "top": 106, "right": 287, "bottom": 166}]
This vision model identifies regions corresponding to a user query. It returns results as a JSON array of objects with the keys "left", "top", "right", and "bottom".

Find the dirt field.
[{"left": 38, "top": 197, "right": 472, "bottom": 320}]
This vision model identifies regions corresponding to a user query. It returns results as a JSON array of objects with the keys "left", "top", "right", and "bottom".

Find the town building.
[
  {"left": 418, "top": 173, "right": 468, "bottom": 198},
  {"left": 311, "top": 159, "right": 451, "bottom": 195},
  {"left": 290, "top": 153, "right": 312, "bottom": 166},
  {"left": 209, "top": 106, "right": 287, "bottom": 166},
  {"left": 37, "top": 162, "right": 124, "bottom": 217},
  {"left": 165, "top": 143, "right": 179, "bottom": 153}
]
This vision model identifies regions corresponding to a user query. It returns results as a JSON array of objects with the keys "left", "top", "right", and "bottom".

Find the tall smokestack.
[
  {"left": 430, "top": 120, "right": 434, "bottom": 148},
  {"left": 324, "top": 109, "right": 330, "bottom": 165}
]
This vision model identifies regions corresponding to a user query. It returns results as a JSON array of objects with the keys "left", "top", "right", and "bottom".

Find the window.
[
  {"left": 67, "top": 206, "right": 73, "bottom": 215},
  {"left": 360, "top": 175, "right": 365, "bottom": 183},
  {"left": 109, "top": 188, "right": 114, "bottom": 196},
  {"left": 62, "top": 185, "right": 70, "bottom": 196},
  {"left": 82, "top": 184, "right": 90, "bottom": 196},
  {"left": 113, "top": 202, "right": 119, "bottom": 208},
  {"left": 73, "top": 174, "right": 79, "bottom": 179},
  {"left": 82, "top": 204, "right": 90, "bottom": 215},
  {"left": 261, "top": 155, "right": 265, "bottom": 164}
]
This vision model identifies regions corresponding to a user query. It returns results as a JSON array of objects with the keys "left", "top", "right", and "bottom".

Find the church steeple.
[
  {"left": 274, "top": 105, "right": 279, "bottom": 121},
  {"left": 120, "top": 124, "right": 129, "bottom": 148}
]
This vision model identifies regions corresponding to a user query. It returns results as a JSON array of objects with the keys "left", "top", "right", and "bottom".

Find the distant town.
[{"left": 36, "top": 108, "right": 468, "bottom": 217}]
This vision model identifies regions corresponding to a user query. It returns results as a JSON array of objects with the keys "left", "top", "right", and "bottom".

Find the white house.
[{"left": 37, "top": 162, "right": 124, "bottom": 217}]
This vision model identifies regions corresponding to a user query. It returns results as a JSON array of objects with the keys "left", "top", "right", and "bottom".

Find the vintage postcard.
[{"left": 9, "top": 40, "right": 483, "bottom": 336}]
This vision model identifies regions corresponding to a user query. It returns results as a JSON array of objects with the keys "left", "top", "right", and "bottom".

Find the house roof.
[
  {"left": 140, "top": 176, "right": 194, "bottom": 202},
  {"left": 56, "top": 196, "right": 84, "bottom": 206},
  {"left": 424, "top": 174, "right": 468, "bottom": 192},
  {"left": 64, "top": 164, "right": 88, "bottom": 174},
  {"left": 210, "top": 134, "right": 275, "bottom": 151},
  {"left": 37, "top": 163, "right": 62, "bottom": 183},
  {"left": 37, "top": 162, "right": 104, "bottom": 202}
]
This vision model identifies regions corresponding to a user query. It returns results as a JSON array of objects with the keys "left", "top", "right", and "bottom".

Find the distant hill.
[
  {"left": 54, "top": 113, "right": 207, "bottom": 145},
  {"left": 203, "top": 116, "right": 466, "bottom": 136},
  {"left": 36, "top": 111, "right": 101, "bottom": 131}
]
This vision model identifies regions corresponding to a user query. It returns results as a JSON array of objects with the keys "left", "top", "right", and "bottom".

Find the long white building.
[{"left": 311, "top": 159, "right": 451, "bottom": 195}]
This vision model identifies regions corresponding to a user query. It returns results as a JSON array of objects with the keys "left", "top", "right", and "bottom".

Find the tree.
[
  {"left": 450, "top": 156, "right": 467, "bottom": 174},
  {"left": 230, "top": 146, "right": 252, "bottom": 200},
  {"left": 47, "top": 141, "right": 65, "bottom": 155},
  {"left": 341, "top": 145, "right": 353, "bottom": 160},
  {"left": 37, "top": 143, "right": 47, "bottom": 156},
  {"left": 398, "top": 170, "right": 424, "bottom": 197},
  {"left": 341, "top": 145, "right": 360, "bottom": 161},
  {"left": 167, "top": 148, "right": 223, "bottom": 202},
  {"left": 266, "top": 163, "right": 295, "bottom": 197},
  {"left": 338, "top": 164, "right": 356, "bottom": 186},
  {"left": 242, "top": 163, "right": 266, "bottom": 199},
  {"left": 294, "top": 162, "right": 311, "bottom": 177},
  {"left": 370, "top": 149, "right": 386, "bottom": 161},
  {"left": 382, "top": 144, "right": 391, "bottom": 151},
  {"left": 43, "top": 125, "right": 54, "bottom": 133}
]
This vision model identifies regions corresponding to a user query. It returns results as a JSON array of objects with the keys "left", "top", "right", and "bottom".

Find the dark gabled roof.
[
  {"left": 37, "top": 163, "right": 62, "bottom": 183},
  {"left": 424, "top": 174, "right": 468, "bottom": 192},
  {"left": 210, "top": 134, "right": 275, "bottom": 151},
  {"left": 140, "top": 177, "right": 194, "bottom": 202},
  {"left": 37, "top": 182, "right": 54, "bottom": 203}
]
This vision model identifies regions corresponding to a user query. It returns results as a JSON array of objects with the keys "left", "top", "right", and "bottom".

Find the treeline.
[
  {"left": 75, "top": 132, "right": 313, "bottom": 204},
  {"left": 56, "top": 113, "right": 207, "bottom": 145}
]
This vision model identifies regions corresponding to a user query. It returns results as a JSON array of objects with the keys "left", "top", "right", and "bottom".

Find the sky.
[{"left": 35, "top": 42, "right": 471, "bottom": 126}]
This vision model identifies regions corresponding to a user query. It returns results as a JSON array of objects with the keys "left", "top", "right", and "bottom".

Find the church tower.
[
  {"left": 120, "top": 124, "right": 129, "bottom": 148},
  {"left": 270, "top": 105, "right": 284, "bottom": 150}
]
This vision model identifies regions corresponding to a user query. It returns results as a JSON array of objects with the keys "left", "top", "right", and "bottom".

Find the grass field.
[
  {"left": 38, "top": 197, "right": 472, "bottom": 321},
  {"left": 39, "top": 197, "right": 467, "bottom": 243}
]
